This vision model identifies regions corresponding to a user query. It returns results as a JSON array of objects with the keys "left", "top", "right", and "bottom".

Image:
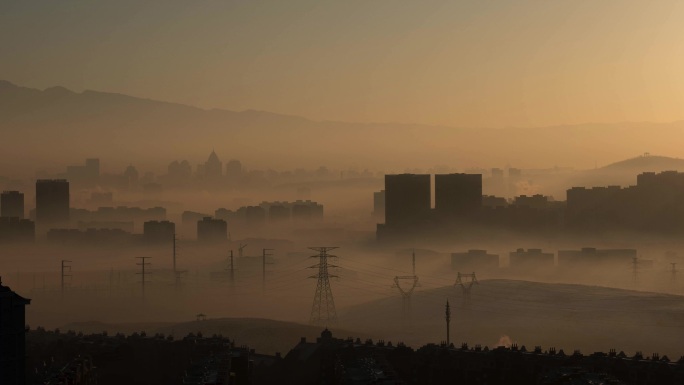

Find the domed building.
[{"left": 204, "top": 150, "right": 223, "bottom": 179}]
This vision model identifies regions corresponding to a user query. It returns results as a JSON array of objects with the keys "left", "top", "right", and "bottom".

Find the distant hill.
[
  {"left": 599, "top": 155, "right": 684, "bottom": 173},
  {"left": 339, "top": 279, "right": 684, "bottom": 357},
  {"left": 560, "top": 154, "right": 684, "bottom": 191},
  {"left": 2, "top": 80, "right": 684, "bottom": 173}
]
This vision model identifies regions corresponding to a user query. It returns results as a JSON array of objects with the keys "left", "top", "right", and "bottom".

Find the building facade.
[
  {"left": 35, "top": 179, "right": 70, "bottom": 228},
  {"left": 0, "top": 191, "right": 24, "bottom": 219}
]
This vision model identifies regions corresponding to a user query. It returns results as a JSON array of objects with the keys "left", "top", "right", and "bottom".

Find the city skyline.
[{"left": 3, "top": 2, "right": 684, "bottom": 384}]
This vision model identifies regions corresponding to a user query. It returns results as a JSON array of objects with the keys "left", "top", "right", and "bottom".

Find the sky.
[{"left": 2, "top": 0, "right": 684, "bottom": 128}]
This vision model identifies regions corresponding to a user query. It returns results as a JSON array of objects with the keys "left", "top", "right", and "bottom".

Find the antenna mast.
[{"left": 446, "top": 299, "right": 451, "bottom": 346}]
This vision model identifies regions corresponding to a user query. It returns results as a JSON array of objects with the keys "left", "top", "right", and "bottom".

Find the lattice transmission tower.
[
  {"left": 393, "top": 249, "right": 419, "bottom": 328},
  {"left": 455, "top": 272, "right": 478, "bottom": 306},
  {"left": 309, "top": 247, "right": 339, "bottom": 326}
]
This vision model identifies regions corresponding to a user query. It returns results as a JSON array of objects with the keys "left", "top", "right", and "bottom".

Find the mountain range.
[{"left": 2, "top": 80, "right": 684, "bottom": 173}]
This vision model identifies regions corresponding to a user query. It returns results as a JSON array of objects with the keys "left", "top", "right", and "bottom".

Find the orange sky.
[{"left": 2, "top": 0, "right": 684, "bottom": 128}]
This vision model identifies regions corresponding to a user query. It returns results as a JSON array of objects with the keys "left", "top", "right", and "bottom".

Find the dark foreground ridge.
[{"left": 26, "top": 328, "right": 684, "bottom": 385}]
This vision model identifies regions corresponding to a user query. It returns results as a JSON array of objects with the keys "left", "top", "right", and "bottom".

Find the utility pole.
[
  {"left": 309, "top": 247, "right": 339, "bottom": 326},
  {"left": 632, "top": 257, "right": 639, "bottom": 284},
  {"left": 109, "top": 267, "right": 114, "bottom": 297},
  {"left": 455, "top": 272, "right": 478, "bottom": 306},
  {"left": 174, "top": 270, "right": 185, "bottom": 291},
  {"left": 229, "top": 249, "right": 235, "bottom": 287},
  {"left": 262, "top": 248, "right": 273, "bottom": 291},
  {"left": 136, "top": 257, "right": 152, "bottom": 300},
  {"left": 173, "top": 233, "right": 178, "bottom": 273},
  {"left": 61, "top": 259, "right": 72, "bottom": 298},
  {"left": 238, "top": 243, "right": 247, "bottom": 258},
  {"left": 172, "top": 234, "right": 186, "bottom": 290},
  {"left": 445, "top": 299, "right": 451, "bottom": 346},
  {"left": 670, "top": 262, "right": 677, "bottom": 284}
]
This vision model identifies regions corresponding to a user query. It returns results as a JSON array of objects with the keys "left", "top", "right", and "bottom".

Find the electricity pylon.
[
  {"left": 393, "top": 249, "right": 419, "bottom": 327},
  {"left": 309, "top": 247, "right": 339, "bottom": 326},
  {"left": 455, "top": 272, "right": 478, "bottom": 306}
]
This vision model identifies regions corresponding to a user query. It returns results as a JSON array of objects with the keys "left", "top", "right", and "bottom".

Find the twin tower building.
[{"left": 379, "top": 173, "right": 482, "bottom": 236}]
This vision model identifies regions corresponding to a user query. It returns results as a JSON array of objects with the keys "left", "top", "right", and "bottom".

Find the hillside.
[
  {"left": 338, "top": 279, "right": 684, "bottom": 357},
  {"left": 599, "top": 155, "right": 684, "bottom": 173},
  {"left": 56, "top": 280, "right": 684, "bottom": 358}
]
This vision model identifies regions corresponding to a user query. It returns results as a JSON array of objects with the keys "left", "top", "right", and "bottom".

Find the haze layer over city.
[{"left": 2, "top": 2, "right": 684, "bottom": 384}]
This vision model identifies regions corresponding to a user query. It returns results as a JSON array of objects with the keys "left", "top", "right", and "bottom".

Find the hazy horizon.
[
  {"left": 4, "top": 3, "right": 684, "bottom": 383},
  {"left": 3, "top": 0, "right": 684, "bottom": 128},
  {"left": 6, "top": 78, "right": 684, "bottom": 130}
]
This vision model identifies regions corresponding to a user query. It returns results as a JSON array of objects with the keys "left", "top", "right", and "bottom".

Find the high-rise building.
[
  {"left": 384, "top": 174, "right": 431, "bottom": 226},
  {"left": 143, "top": 220, "right": 176, "bottom": 243},
  {"left": 509, "top": 248, "right": 555, "bottom": 269},
  {"left": 35, "top": 179, "right": 70, "bottom": 228},
  {"left": 197, "top": 217, "right": 228, "bottom": 242},
  {"left": 434, "top": 173, "right": 482, "bottom": 218},
  {"left": 0, "top": 217, "right": 35, "bottom": 243},
  {"left": 244, "top": 206, "right": 267, "bottom": 227},
  {"left": 268, "top": 205, "right": 290, "bottom": 222},
  {"left": 0, "top": 278, "right": 31, "bottom": 385},
  {"left": 85, "top": 158, "right": 100, "bottom": 178},
  {"left": 225, "top": 159, "right": 243, "bottom": 184},
  {"left": 557, "top": 248, "right": 636, "bottom": 268},
  {"left": 1, "top": 191, "right": 24, "bottom": 219},
  {"left": 451, "top": 249, "right": 499, "bottom": 271},
  {"left": 66, "top": 158, "right": 100, "bottom": 186},
  {"left": 373, "top": 190, "right": 385, "bottom": 219}
]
